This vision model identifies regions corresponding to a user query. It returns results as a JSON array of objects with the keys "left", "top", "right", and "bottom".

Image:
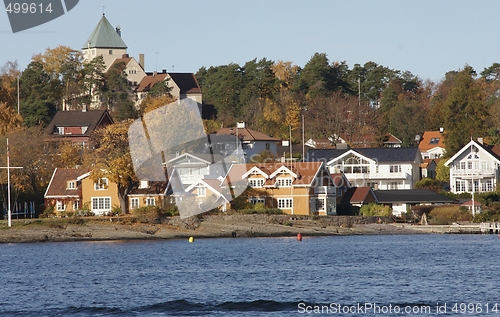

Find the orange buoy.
[{"left": 297, "top": 233, "right": 302, "bottom": 241}]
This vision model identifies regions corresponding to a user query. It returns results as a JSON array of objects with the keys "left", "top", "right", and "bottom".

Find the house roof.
[
  {"left": 330, "top": 173, "right": 352, "bottom": 188},
  {"left": 128, "top": 180, "right": 170, "bottom": 196},
  {"left": 45, "top": 110, "right": 113, "bottom": 137},
  {"left": 420, "top": 158, "right": 438, "bottom": 169},
  {"left": 461, "top": 199, "right": 482, "bottom": 207},
  {"left": 445, "top": 139, "right": 500, "bottom": 166},
  {"left": 168, "top": 73, "right": 202, "bottom": 94},
  {"left": 419, "top": 131, "right": 446, "bottom": 152},
  {"left": 374, "top": 189, "right": 457, "bottom": 204},
  {"left": 135, "top": 73, "right": 169, "bottom": 93},
  {"left": 44, "top": 168, "right": 89, "bottom": 198},
  {"left": 342, "top": 187, "right": 376, "bottom": 204},
  {"left": 213, "top": 127, "right": 280, "bottom": 142},
  {"left": 223, "top": 162, "right": 328, "bottom": 187},
  {"left": 308, "top": 147, "right": 422, "bottom": 164},
  {"left": 82, "top": 15, "right": 127, "bottom": 49}
]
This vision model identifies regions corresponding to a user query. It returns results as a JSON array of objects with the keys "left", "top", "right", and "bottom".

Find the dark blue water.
[{"left": 0, "top": 235, "right": 499, "bottom": 316}]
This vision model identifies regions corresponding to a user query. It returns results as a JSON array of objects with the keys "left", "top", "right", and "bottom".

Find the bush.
[
  {"left": 359, "top": 203, "right": 392, "bottom": 217},
  {"left": 473, "top": 209, "right": 500, "bottom": 223},
  {"left": 41, "top": 206, "right": 55, "bottom": 218},
  {"left": 427, "top": 205, "right": 472, "bottom": 225}
]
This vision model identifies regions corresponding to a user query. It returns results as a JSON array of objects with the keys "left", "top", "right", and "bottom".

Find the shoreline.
[{"left": 0, "top": 215, "right": 495, "bottom": 243}]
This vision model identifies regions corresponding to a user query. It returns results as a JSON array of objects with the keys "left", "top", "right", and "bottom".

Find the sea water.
[{"left": 0, "top": 234, "right": 499, "bottom": 316}]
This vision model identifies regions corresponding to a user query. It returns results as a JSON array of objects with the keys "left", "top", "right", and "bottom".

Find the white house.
[
  {"left": 419, "top": 130, "right": 446, "bottom": 159},
  {"left": 308, "top": 147, "right": 423, "bottom": 190},
  {"left": 444, "top": 139, "right": 500, "bottom": 194}
]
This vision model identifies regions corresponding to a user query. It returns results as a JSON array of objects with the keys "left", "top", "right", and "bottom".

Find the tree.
[
  {"left": 19, "top": 61, "right": 60, "bottom": 127},
  {"left": 443, "top": 66, "right": 487, "bottom": 155},
  {"left": 0, "top": 102, "right": 23, "bottom": 135},
  {"left": 0, "top": 127, "right": 56, "bottom": 201},
  {"left": 0, "top": 61, "right": 20, "bottom": 107},
  {"left": 435, "top": 159, "right": 450, "bottom": 183},
  {"left": 84, "top": 120, "right": 136, "bottom": 214},
  {"left": 100, "top": 61, "right": 136, "bottom": 120},
  {"left": 81, "top": 55, "right": 105, "bottom": 109}
]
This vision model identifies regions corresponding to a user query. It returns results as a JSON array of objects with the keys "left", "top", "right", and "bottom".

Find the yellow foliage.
[
  {"left": 271, "top": 61, "right": 299, "bottom": 87},
  {"left": 140, "top": 95, "right": 177, "bottom": 115},
  {"left": 0, "top": 102, "right": 23, "bottom": 135},
  {"left": 32, "top": 45, "right": 82, "bottom": 76}
]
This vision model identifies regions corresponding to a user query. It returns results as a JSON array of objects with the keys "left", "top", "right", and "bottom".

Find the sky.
[{"left": 1, "top": 0, "right": 500, "bottom": 82}]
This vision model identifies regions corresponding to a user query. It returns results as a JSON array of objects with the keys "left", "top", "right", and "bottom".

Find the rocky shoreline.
[{"left": 0, "top": 214, "right": 491, "bottom": 243}]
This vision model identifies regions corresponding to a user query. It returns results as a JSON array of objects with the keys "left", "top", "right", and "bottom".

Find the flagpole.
[{"left": 7, "top": 138, "right": 11, "bottom": 227}]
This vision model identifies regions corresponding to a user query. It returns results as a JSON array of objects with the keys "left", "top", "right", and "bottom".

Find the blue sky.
[{"left": 1, "top": 0, "right": 499, "bottom": 82}]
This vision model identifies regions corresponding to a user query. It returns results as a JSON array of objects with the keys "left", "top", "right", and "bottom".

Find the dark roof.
[
  {"left": 83, "top": 15, "right": 127, "bottom": 49},
  {"left": 129, "top": 181, "right": 170, "bottom": 196},
  {"left": 374, "top": 189, "right": 457, "bottom": 204},
  {"left": 476, "top": 142, "right": 500, "bottom": 161},
  {"left": 168, "top": 73, "right": 202, "bottom": 94},
  {"left": 45, "top": 110, "right": 113, "bottom": 137},
  {"left": 307, "top": 147, "right": 421, "bottom": 163}
]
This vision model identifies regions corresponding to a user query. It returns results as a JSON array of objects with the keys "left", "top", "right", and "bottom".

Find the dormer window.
[
  {"left": 67, "top": 181, "right": 76, "bottom": 190},
  {"left": 94, "top": 178, "right": 108, "bottom": 190},
  {"left": 276, "top": 178, "right": 292, "bottom": 187},
  {"left": 249, "top": 178, "right": 264, "bottom": 188},
  {"left": 81, "top": 126, "right": 88, "bottom": 134},
  {"left": 197, "top": 187, "right": 206, "bottom": 197},
  {"left": 56, "top": 127, "right": 64, "bottom": 135},
  {"left": 139, "top": 180, "right": 149, "bottom": 189}
]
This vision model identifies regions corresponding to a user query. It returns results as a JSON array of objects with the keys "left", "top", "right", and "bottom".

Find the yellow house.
[
  {"left": 77, "top": 172, "right": 120, "bottom": 215},
  {"left": 45, "top": 168, "right": 89, "bottom": 216},
  {"left": 223, "top": 162, "right": 336, "bottom": 215}
]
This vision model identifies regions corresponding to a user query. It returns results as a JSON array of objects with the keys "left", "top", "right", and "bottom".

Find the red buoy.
[{"left": 297, "top": 233, "right": 302, "bottom": 241}]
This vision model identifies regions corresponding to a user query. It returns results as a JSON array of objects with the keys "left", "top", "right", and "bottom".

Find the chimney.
[
  {"left": 162, "top": 69, "right": 167, "bottom": 74},
  {"left": 139, "top": 54, "right": 145, "bottom": 70},
  {"left": 439, "top": 127, "right": 444, "bottom": 133},
  {"left": 122, "top": 54, "right": 129, "bottom": 58},
  {"left": 153, "top": 71, "right": 157, "bottom": 76},
  {"left": 116, "top": 26, "right": 121, "bottom": 37},
  {"left": 478, "top": 137, "right": 484, "bottom": 144},
  {"left": 236, "top": 122, "right": 246, "bottom": 128}
]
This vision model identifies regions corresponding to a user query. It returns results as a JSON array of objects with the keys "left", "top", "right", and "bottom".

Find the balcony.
[
  {"left": 344, "top": 172, "right": 409, "bottom": 180},
  {"left": 451, "top": 169, "right": 496, "bottom": 179}
]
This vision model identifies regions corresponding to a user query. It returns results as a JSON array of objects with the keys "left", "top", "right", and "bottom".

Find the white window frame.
[
  {"left": 276, "top": 178, "right": 292, "bottom": 187},
  {"left": 146, "top": 197, "right": 155, "bottom": 206},
  {"left": 197, "top": 187, "right": 206, "bottom": 197},
  {"left": 278, "top": 198, "right": 293, "bottom": 209},
  {"left": 389, "top": 165, "right": 401, "bottom": 173},
  {"left": 91, "top": 197, "right": 111, "bottom": 213},
  {"left": 94, "top": 178, "right": 108, "bottom": 190},
  {"left": 67, "top": 181, "right": 76, "bottom": 190},
  {"left": 249, "top": 178, "right": 265, "bottom": 188},
  {"left": 56, "top": 201, "right": 65, "bottom": 211},
  {"left": 73, "top": 200, "right": 80, "bottom": 211},
  {"left": 130, "top": 198, "right": 139, "bottom": 209}
]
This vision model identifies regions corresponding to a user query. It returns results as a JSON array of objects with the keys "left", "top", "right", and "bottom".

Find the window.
[
  {"left": 389, "top": 182, "right": 399, "bottom": 190},
  {"left": 265, "top": 143, "right": 270, "bottom": 150},
  {"left": 92, "top": 197, "right": 111, "bottom": 212},
  {"left": 485, "top": 179, "right": 493, "bottom": 192},
  {"left": 276, "top": 178, "right": 292, "bottom": 187},
  {"left": 130, "top": 198, "right": 139, "bottom": 209},
  {"left": 109, "top": 49, "right": 113, "bottom": 55},
  {"left": 57, "top": 127, "right": 64, "bottom": 135},
  {"left": 197, "top": 187, "right": 206, "bottom": 197},
  {"left": 56, "top": 201, "right": 65, "bottom": 211},
  {"left": 429, "top": 137, "right": 440, "bottom": 144},
  {"left": 456, "top": 180, "right": 466, "bottom": 192},
  {"left": 67, "top": 181, "right": 76, "bottom": 190},
  {"left": 250, "top": 197, "right": 265, "bottom": 205},
  {"left": 249, "top": 178, "right": 264, "bottom": 188},
  {"left": 390, "top": 165, "right": 401, "bottom": 173},
  {"left": 81, "top": 126, "right": 88, "bottom": 134},
  {"left": 315, "top": 198, "right": 325, "bottom": 211},
  {"left": 146, "top": 197, "right": 155, "bottom": 206},
  {"left": 73, "top": 201, "right": 80, "bottom": 211},
  {"left": 278, "top": 198, "right": 293, "bottom": 209},
  {"left": 94, "top": 178, "right": 108, "bottom": 190}
]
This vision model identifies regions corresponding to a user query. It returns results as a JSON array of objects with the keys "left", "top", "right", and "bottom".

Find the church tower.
[{"left": 82, "top": 14, "right": 128, "bottom": 70}]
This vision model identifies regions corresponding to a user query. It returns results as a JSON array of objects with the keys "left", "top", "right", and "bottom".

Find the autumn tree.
[
  {"left": 0, "top": 61, "right": 20, "bottom": 107},
  {"left": 101, "top": 61, "right": 136, "bottom": 120},
  {"left": 0, "top": 102, "right": 23, "bottom": 135},
  {"left": 0, "top": 127, "right": 56, "bottom": 201},
  {"left": 84, "top": 120, "right": 136, "bottom": 214}
]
